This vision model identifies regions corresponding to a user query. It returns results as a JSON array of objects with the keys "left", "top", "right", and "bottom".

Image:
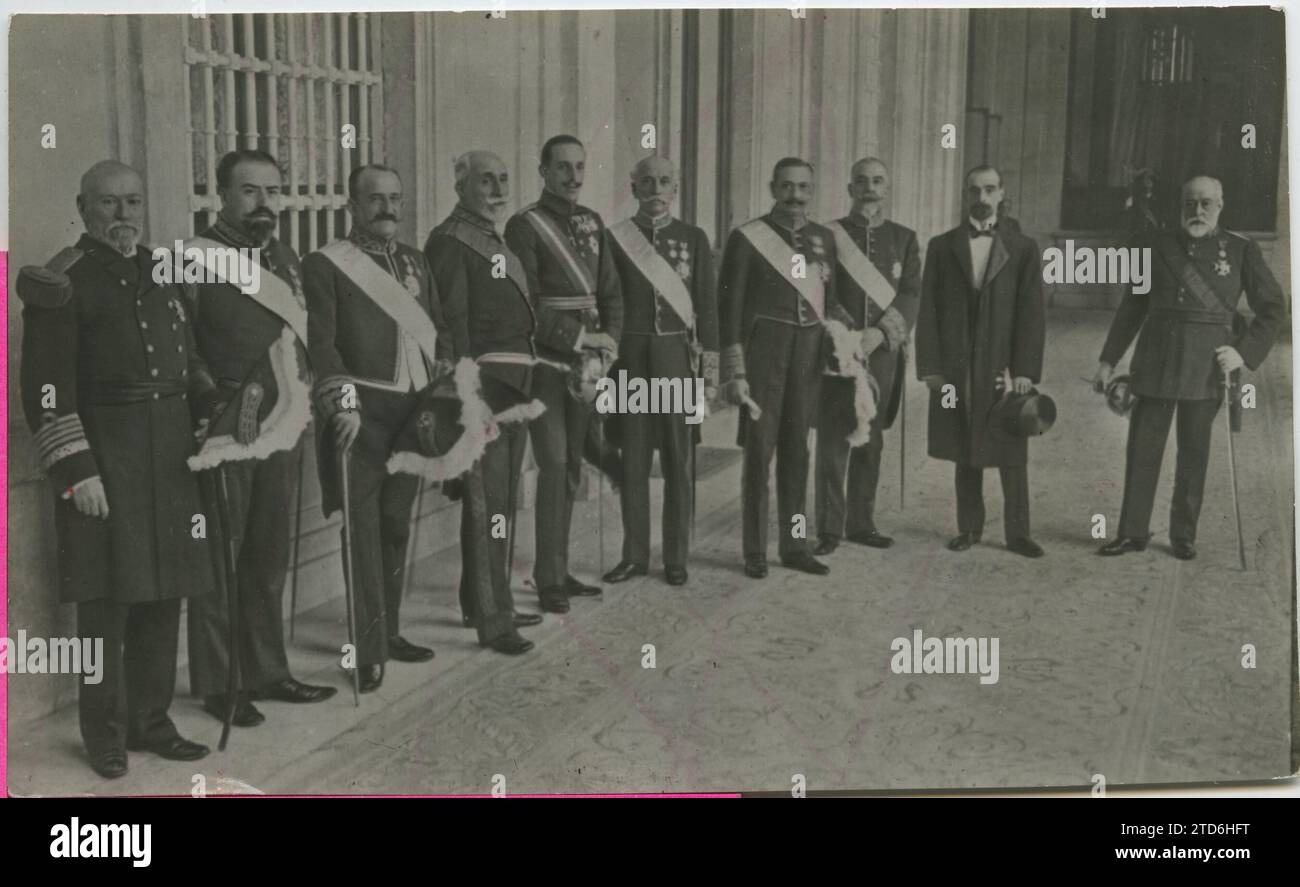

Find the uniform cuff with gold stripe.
[
  {"left": 720, "top": 343, "right": 746, "bottom": 382},
  {"left": 314, "top": 375, "right": 360, "bottom": 420}
]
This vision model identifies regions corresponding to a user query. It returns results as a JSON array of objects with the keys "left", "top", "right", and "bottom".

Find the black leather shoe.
[
  {"left": 665, "top": 565, "right": 688, "bottom": 586},
  {"left": 539, "top": 587, "right": 571, "bottom": 613},
  {"left": 255, "top": 678, "right": 337, "bottom": 704},
  {"left": 565, "top": 574, "right": 602, "bottom": 597},
  {"left": 489, "top": 633, "right": 535, "bottom": 655},
  {"left": 89, "top": 749, "right": 128, "bottom": 779},
  {"left": 947, "top": 532, "right": 981, "bottom": 552},
  {"left": 847, "top": 530, "right": 894, "bottom": 549},
  {"left": 202, "top": 695, "right": 265, "bottom": 728},
  {"left": 780, "top": 553, "right": 830, "bottom": 575},
  {"left": 602, "top": 561, "right": 648, "bottom": 583},
  {"left": 464, "top": 612, "right": 545, "bottom": 629},
  {"left": 1097, "top": 536, "right": 1147, "bottom": 556},
  {"left": 1006, "top": 537, "right": 1045, "bottom": 558},
  {"left": 813, "top": 536, "right": 839, "bottom": 556},
  {"left": 743, "top": 556, "right": 768, "bottom": 579},
  {"left": 358, "top": 664, "right": 384, "bottom": 693},
  {"left": 1171, "top": 539, "right": 1197, "bottom": 560},
  {"left": 126, "top": 735, "right": 209, "bottom": 762},
  {"left": 389, "top": 636, "right": 435, "bottom": 663}
]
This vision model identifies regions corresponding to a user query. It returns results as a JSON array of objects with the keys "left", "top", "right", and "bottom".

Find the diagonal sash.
[
  {"left": 1152, "top": 237, "right": 1233, "bottom": 315},
  {"left": 523, "top": 208, "right": 597, "bottom": 295},
  {"left": 828, "top": 221, "right": 896, "bottom": 314},
  {"left": 316, "top": 240, "right": 440, "bottom": 364},
  {"left": 738, "top": 219, "right": 824, "bottom": 319},
  {"left": 185, "top": 236, "right": 307, "bottom": 343},
  {"left": 445, "top": 218, "right": 532, "bottom": 302},
  {"left": 608, "top": 218, "right": 695, "bottom": 328}
]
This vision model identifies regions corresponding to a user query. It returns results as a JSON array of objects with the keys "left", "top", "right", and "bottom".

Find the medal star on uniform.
[
  {"left": 892, "top": 261, "right": 902, "bottom": 279},
  {"left": 169, "top": 298, "right": 187, "bottom": 323},
  {"left": 1214, "top": 258, "right": 1231, "bottom": 276}
]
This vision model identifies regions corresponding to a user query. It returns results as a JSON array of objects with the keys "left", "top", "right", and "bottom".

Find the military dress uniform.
[
  {"left": 425, "top": 204, "right": 539, "bottom": 643},
  {"left": 504, "top": 190, "right": 623, "bottom": 598},
  {"left": 19, "top": 234, "right": 217, "bottom": 760},
  {"left": 607, "top": 211, "right": 718, "bottom": 573},
  {"left": 1100, "top": 228, "right": 1285, "bottom": 545},
  {"left": 717, "top": 210, "right": 852, "bottom": 563},
  {"left": 186, "top": 216, "right": 307, "bottom": 699},
  {"left": 816, "top": 211, "right": 921, "bottom": 545},
  {"left": 304, "top": 228, "right": 451, "bottom": 667}
]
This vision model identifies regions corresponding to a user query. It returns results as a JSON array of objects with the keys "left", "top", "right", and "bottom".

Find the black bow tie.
[{"left": 969, "top": 226, "right": 995, "bottom": 239}]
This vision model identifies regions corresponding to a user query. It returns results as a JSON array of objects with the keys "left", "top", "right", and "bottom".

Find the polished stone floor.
[{"left": 7, "top": 312, "right": 1295, "bottom": 795}]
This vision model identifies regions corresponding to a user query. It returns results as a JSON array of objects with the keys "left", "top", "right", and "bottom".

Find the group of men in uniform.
[{"left": 19, "top": 135, "right": 1285, "bottom": 781}]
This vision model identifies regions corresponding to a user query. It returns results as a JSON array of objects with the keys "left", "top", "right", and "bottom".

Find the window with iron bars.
[{"left": 183, "top": 12, "right": 383, "bottom": 257}]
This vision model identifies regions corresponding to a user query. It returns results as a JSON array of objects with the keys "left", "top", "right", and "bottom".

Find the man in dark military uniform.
[
  {"left": 425, "top": 149, "right": 542, "bottom": 655},
  {"left": 305, "top": 164, "right": 456, "bottom": 692},
  {"left": 915, "top": 164, "right": 1046, "bottom": 558},
  {"left": 601, "top": 155, "right": 718, "bottom": 587},
  {"left": 18, "top": 160, "right": 213, "bottom": 778},
  {"left": 1095, "top": 175, "right": 1285, "bottom": 560},
  {"left": 718, "top": 156, "right": 855, "bottom": 579},
  {"left": 187, "top": 150, "right": 334, "bottom": 727},
  {"left": 815, "top": 157, "right": 921, "bottom": 555},
  {"left": 504, "top": 134, "right": 623, "bottom": 613}
]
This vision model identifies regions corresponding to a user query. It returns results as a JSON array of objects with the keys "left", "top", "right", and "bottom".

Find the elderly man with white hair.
[
  {"left": 1094, "top": 174, "right": 1286, "bottom": 561},
  {"left": 18, "top": 160, "right": 217, "bottom": 777},
  {"left": 602, "top": 155, "right": 718, "bottom": 587},
  {"left": 423, "top": 150, "right": 543, "bottom": 655}
]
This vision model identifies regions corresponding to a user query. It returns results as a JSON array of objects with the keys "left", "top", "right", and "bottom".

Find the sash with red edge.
[
  {"left": 184, "top": 236, "right": 307, "bottom": 344},
  {"left": 523, "top": 207, "right": 597, "bottom": 296},
  {"left": 738, "top": 219, "right": 824, "bottom": 319},
  {"left": 315, "top": 240, "right": 441, "bottom": 365},
  {"left": 1151, "top": 236, "right": 1234, "bottom": 316},
  {"left": 608, "top": 218, "right": 695, "bottom": 329},
  {"left": 185, "top": 241, "right": 311, "bottom": 470},
  {"left": 827, "top": 221, "right": 896, "bottom": 315},
  {"left": 445, "top": 217, "right": 532, "bottom": 303}
]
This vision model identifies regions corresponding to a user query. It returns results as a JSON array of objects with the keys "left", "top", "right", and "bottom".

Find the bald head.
[
  {"left": 77, "top": 160, "right": 144, "bottom": 256},
  {"left": 455, "top": 150, "right": 510, "bottom": 224},
  {"left": 630, "top": 155, "right": 678, "bottom": 217},
  {"left": 1181, "top": 175, "right": 1224, "bottom": 237},
  {"left": 848, "top": 157, "right": 890, "bottom": 214}
]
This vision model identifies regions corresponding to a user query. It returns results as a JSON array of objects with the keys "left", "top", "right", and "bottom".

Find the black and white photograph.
[{"left": 2, "top": 2, "right": 1297, "bottom": 799}]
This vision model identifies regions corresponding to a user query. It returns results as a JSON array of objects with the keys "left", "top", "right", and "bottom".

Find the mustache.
[
  {"left": 246, "top": 209, "right": 276, "bottom": 221},
  {"left": 373, "top": 213, "right": 399, "bottom": 222}
]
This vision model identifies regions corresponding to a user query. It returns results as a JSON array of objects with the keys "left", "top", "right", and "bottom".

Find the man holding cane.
[{"left": 1095, "top": 175, "right": 1285, "bottom": 561}]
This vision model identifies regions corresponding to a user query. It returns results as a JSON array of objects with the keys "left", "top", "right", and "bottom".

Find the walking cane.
[
  {"left": 214, "top": 466, "right": 242, "bottom": 752},
  {"left": 288, "top": 446, "right": 305, "bottom": 641},
  {"left": 338, "top": 442, "right": 362, "bottom": 706},
  {"left": 1222, "top": 369, "right": 1248, "bottom": 570},
  {"left": 504, "top": 434, "right": 520, "bottom": 593},
  {"left": 596, "top": 414, "right": 606, "bottom": 581},
  {"left": 899, "top": 342, "right": 907, "bottom": 512},
  {"left": 402, "top": 479, "right": 426, "bottom": 599}
]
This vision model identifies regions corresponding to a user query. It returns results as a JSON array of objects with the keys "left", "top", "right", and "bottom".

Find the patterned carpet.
[{"left": 8, "top": 312, "right": 1294, "bottom": 795}]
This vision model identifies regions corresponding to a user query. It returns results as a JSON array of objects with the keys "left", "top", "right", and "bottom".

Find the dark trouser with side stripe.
[
  {"left": 188, "top": 446, "right": 296, "bottom": 697},
  {"left": 459, "top": 421, "right": 525, "bottom": 643},
  {"left": 619, "top": 333, "right": 694, "bottom": 569},
  {"left": 531, "top": 363, "right": 592, "bottom": 590},
  {"left": 1118, "top": 396, "right": 1221, "bottom": 543},
  {"left": 344, "top": 397, "right": 420, "bottom": 667},
  {"left": 816, "top": 413, "right": 884, "bottom": 541},
  {"left": 742, "top": 321, "right": 824, "bottom": 560},
  {"left": 955, "top": 462, "right": 1030, "bottom": 541},
  {"left": 79, "top": 598, "right": 182, "bottom": 756}
]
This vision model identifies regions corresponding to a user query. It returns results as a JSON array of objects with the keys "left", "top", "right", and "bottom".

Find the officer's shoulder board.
[{"left": 16, "top": 246, "right": 84, "bottom": 308}]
